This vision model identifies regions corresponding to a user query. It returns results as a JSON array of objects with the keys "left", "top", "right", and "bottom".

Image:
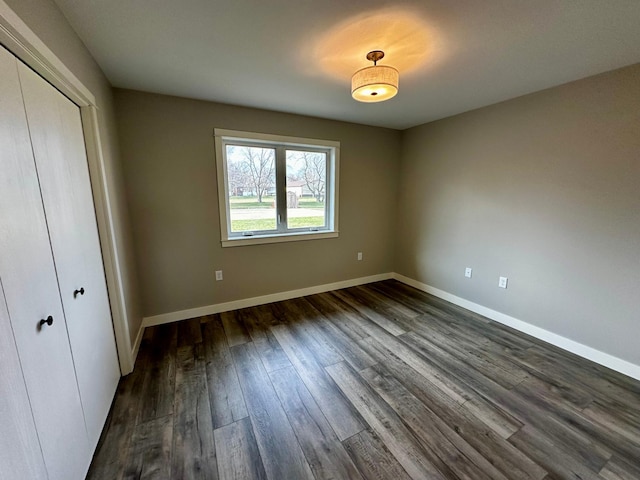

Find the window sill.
[{"left": 221, "top": 230, "right": 339, "bottom": 247}]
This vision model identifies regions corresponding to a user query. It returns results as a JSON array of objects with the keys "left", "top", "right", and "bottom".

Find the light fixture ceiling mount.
[
  {"left": 365, "top": 49, "right": 385, "bottom": 64},
  {"left": 351, "top": 50, "right": 399, "bottom": 103}
]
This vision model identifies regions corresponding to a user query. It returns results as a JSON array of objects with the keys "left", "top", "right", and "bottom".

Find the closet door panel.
[
  {"left": 0, "top": 279, "right": 47, "bottom": 479},
  {"left": 18, "top": 63, "right": 120, "bottom": 449},
  {"left": 0, "top": 48, "right": 89, "bottom": 479}
]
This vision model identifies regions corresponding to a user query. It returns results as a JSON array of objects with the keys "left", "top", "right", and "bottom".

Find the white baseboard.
[
  {"left": 393, "top": 273, "right": 640, "bottom": 381},
  {"left": 126, "top": 322, "right": 146, "bottom": 374},
  {"left": 137, "top": 270, "right": 639, "bottom": 381},
  {"left": 142, "top": 273, "right": 393, "bottom": 328}
]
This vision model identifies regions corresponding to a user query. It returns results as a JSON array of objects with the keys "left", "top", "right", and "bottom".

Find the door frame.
[{"left": 0, "top": 1, "right": 135, "bottom": 374}]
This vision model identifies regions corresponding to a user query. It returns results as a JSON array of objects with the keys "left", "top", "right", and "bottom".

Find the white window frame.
[{"left": 214, "top": 129, "right": 340, "bottom": 247}]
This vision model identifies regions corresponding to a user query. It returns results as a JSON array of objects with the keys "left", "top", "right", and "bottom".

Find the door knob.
[
  {"left": 39, "top": 315, "right": 54, "bottom": 327},
  {"left": 74, "top": 287, "right": 85, "bottom": 298}
]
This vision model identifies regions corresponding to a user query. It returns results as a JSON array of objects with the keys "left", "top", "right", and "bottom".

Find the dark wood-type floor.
[{"left": 88, "top": 280, "right": 640, "bottom": 480}]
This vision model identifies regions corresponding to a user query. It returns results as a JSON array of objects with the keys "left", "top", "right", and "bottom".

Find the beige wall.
[
  {"left": 397, "top": 64, "right": 640, "bottom": 365},
  {"left": 8, "top": 0, "right": 638, "bottom": 377},
  {"left": 26, "top": 0, "right": 632, "bottom": 370},
  {"left": 114, "top": 89, "right": 401, "bottom": 317},
  {"left": 6, "top": 0, "right": 143, "bottom": 349}
]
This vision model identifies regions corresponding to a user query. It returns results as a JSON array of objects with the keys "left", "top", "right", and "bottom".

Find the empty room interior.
[{"left": 1, "top": 0, "right": 640, "bottom": 479}]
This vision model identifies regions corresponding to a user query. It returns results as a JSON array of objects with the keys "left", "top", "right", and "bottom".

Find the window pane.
[
  {"left": 226, "top": 145, "right": 276, "bottom": 232},
  {"left": 286, "top": 150, "right": 326, "bottom": 230}
]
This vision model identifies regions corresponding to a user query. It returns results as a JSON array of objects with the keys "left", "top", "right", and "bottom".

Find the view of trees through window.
[
  {"left": 286, "top": 150, "right": 326, "bottom": 230},
  {"left": 226, "top": 145, "right": 326, "bottom": 233}
]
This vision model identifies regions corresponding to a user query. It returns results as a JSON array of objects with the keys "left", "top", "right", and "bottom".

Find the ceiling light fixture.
[{"left": 351, "top": 50, "right": 399, "bottom": 103}]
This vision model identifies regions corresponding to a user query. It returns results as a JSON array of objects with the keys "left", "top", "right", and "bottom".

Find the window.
[{"left": 214, "top": 129, "right": 339, "bottom": 246}]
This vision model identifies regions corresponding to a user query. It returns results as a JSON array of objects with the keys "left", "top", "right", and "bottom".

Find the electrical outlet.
[
  {"left": 498, "top": 276, "right": 508, "bottom": 289},
  {"left": 215, "top": 270, "right": 223, "bottom": 281},
  {"left": 465, "top": 267, "right": 472, "bottom": 278},
  {"left": 357, "top": 252, "right": 363, "bottom": 261}
]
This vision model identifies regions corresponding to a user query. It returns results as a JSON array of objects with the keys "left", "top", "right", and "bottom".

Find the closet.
[{"left": 0, "top": 44, "right": 120, "bottom": 479}]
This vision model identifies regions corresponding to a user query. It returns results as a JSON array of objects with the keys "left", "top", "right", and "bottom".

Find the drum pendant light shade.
[{"left": 351, "top": 51, "right": 399, "bottom": 103}]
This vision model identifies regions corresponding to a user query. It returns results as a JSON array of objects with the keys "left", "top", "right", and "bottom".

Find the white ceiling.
[{"left": 53, "top": 0, "right": 640, "bottom": 130}]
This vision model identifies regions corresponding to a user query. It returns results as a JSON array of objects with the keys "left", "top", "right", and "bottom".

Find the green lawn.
[
  {"left": 298, "top": 198, "right": 325, "bottom": 209},
  {"left": 230, "top": 196, "right": 324, "bottom": 209},
  {"left": 229, "top": 196, "right": 275, "bottom": 209},
  {"left": 231, "top": 216, "right": 325, "bottom": 232}
]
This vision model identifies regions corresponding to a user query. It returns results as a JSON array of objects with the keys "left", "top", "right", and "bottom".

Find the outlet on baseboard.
[
  {"left": 215, "top": 270, "right": 223, "bottom": 281},
  {"left": 498, "top": 276, "right": 508, "bottom": 289},
  {"left": 465, "top": 267, "right": 472, "bottom": 278}
]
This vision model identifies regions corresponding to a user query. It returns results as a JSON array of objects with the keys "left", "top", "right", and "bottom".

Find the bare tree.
[
  {"left": 232, "top": 146, "right": 275, "bottom": 203},
  {"left": 298, "top": 152, "right": 326, "bottom": 202},
  {"left": 227, "top": 160, "right": 246, "bottom": 196}
]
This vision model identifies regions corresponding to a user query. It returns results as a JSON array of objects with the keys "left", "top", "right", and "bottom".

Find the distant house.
[{"left": 286, "top": 179, "right": 312, "bottom": 197}]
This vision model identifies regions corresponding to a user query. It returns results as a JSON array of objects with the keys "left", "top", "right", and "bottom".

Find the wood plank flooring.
[{"left": 87, "top": 280, "right": 640, "bottom": 480}]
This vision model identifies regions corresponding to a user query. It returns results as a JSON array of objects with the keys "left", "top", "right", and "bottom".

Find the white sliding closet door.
[
  {"left": 18, "top": 62, "right": 121, "bottom": 448},
  {"left": 0, "top": 47, "right": 89, "bottom": 480},
  {"left": 0, "top": 279, "right": 47, "bottom": 479}
]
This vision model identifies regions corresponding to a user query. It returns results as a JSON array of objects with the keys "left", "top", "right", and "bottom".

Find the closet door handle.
[
  {"left": 39, "top": 315, "right": 54, "bottom": 327},
  {"left": 73, "top": 287, "right": 85, "bottom": 298}
]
